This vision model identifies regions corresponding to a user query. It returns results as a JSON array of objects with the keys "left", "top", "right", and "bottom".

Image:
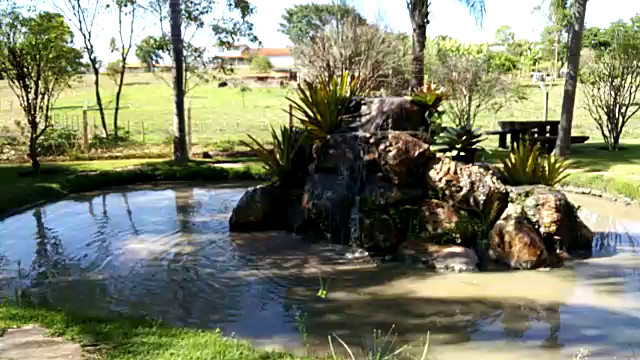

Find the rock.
[
  {"left": 490, "top": 204, "right": 548, "bottom": 269},
  {"left": 359, "top": 212, "right": 400, "bottom": 252},
  {"left": 229, "top": 185, "right": 302, "bottom": 232},
  {"left": 350, "top": 97, "right": 428, "bottom": 132},
  {"left": 398, "top": 240, "right": 478, "bottom": 272},
  {"left": 422, "top": 200, "right": 460, "bottom": 234},
  {"left": 431, "top": 245, "right": 479, "bottom": 272},
  {"left": 511, "top": 185, "right": 594, "bottom": 257},
  {"left": 428, "top": 154, "right": 509, "bottom": 225},
  {"left": 302, "top": 173, "right": 354, "bottom": 244},
  {"left": 377, "top": 132, "right": 435, "bottom": 186}
]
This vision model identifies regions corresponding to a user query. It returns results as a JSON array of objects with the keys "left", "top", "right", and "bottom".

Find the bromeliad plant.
[
  {"left": 433, "top": 126, "right": 486, "bottom": 164},
  {"left": 287, "top": 72, "right": 363, "bottom": 140},
  {"left": 242, "top": 125, "right": 306, "bottom": 185},
  {"left": 498, "top": 141, "right": 572, "bottom": 187},
  {"left": 409, "top": 83, "right": 447, "bottom": 121}
]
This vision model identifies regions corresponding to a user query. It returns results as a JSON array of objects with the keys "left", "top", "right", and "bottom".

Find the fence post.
[
  {"left": 187, "top": 97, "right": 192, "bottom": 154},
  {"left": 543, "top": 91, "right": 549, "bottom": 122},
  {"left": 141, "top": 120, "right": 145, "bottom": 143},
  {"left": 82, "top": 105, "right": 89, "bottom": 152},
  {"left": 289, "top": 104, "right": 293, "bottom": 128}
]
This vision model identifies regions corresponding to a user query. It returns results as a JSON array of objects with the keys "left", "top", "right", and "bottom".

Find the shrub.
[
  {"left": 249, "top": 55, "right": 273, "bottom": 73},
  {"left": 242, "top": 125, "right": 308, "bottom": 185},
  {"left": 90, "top": 128, "right": 133, "bottom": 150},
  {"left": 37, "top": 127, "right": 79, "bottom": 156},
  {"left": 498, "top": 142, "right": 571, "bottom": 186},
  {"left": 433, "top": 126, "right": 486, "bottom": 164},
  {"left": 287, "top": 72, "right": 363, "bottom": 140}
]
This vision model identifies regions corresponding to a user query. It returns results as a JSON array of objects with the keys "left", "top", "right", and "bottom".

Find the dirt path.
[{"left": 0, "top": 326, "right": 82, "bottom": 360}]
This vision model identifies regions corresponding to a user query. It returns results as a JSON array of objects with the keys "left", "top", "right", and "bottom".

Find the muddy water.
[{"left": 0, "top": 186, "right": 638, "bottom": 359}]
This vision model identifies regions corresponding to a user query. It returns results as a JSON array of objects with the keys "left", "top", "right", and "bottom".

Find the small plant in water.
[
  {"left": 317, "top": 276, "right": 331, "bottom": 299},
  {"left": 328, "top": 326, "right": 430, "bottom": 360}
]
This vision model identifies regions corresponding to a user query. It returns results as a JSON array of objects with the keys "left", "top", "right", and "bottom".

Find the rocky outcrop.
[
  {"left": 351, "top": 97, "right": 428, "bottom": 132},
  {"left": 428, "top": 155, "right": 509, "bottom": 225},
  {"left": 230, "top": 125, "right": 594, "bottom": 271},
  {"left": 490, "top": 204, "right": 548, "bottom": 269},
  {"left": 511, "top": 186, "right": 594, "bottom": 258},
  {"left": 230, "top": 185, "right": 303, "bottom": 232},
  {"left": 399, "top": 241, "right": 478, "bottom": 272}
]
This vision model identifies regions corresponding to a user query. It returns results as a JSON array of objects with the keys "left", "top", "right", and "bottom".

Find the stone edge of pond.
[{"left": 558, "top": 185, "right": 638, "bottom": 207}]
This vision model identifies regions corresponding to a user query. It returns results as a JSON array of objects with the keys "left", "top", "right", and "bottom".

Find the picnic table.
[{"left": 485, "top": 120, "right": 588, "bottom": 153}]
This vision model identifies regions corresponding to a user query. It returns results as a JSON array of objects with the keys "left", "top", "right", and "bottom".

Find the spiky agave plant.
[
  {"left": 287, "top": 72, "right": 363, "bottom": 140},
  {"left": 498, "top": 141, "right": 544, "bottom": 186},
  {"left": 539, "top": 155, "right": 573, "bottom": 186},
  {"left": 242, "top": 125, "right": 303, "bottom": 184},
  {"left": 498, "top": 141, "right": 572, "bottom": 186}
]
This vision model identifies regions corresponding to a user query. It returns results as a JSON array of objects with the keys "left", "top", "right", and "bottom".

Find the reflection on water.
[{"left": 0, "top": 187, "right": 639, "bottom": 359}]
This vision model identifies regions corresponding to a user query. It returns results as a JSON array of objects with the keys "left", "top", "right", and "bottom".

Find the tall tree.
[
  {"left": 279, "top": 3, "right": 366, "bottom": 45},
  {"left": 581, "top": 16, "right": 640, "bottom": 151},
  {"left": 553, "top": 0, "right": 588, "bottom": 156},
  {"left": 135, "top": 35, "right": 164, "bottom": 72},
  {"left": 0, "top": 11, "right": 83, "bottom": 171},
  {"left": 548, "top": 0, "right": 571, "bottom": 76},
  {"left": 57, "top": 0, "right": 109, "bottom": 136},
  {"left": 109, "top": 0, "right": 137, "bottom": 138},
  {"left": 406, "top": 0, "right": 485, "bottom": 91},
  {"left": 495, "top": 25, "right": 515, "bottom": 45},
  {"left": 169, "top": 0, "right": 188, "bottom": 163},
  {"left": 146, "top": 0, "right": 257, "bottom": 161},
  {"left": 146, "top": 0, "right": 257, "bottom": 94}
]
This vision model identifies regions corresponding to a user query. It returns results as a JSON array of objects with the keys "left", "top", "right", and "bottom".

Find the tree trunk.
[
  {"left": 28, "top": 133, "right": 40, "bottom": 173},
  {"left": 410, "top": 22, "right": 426, "bottom": 91},
  {"left": 92, "top": 65, "right": 108, "bottom": 137},
  {"left": 114, "top": 64, "right": 126, "bottom": 138},
  {"left": 553, "top": 0, "right": 588, "bottom": 157},
  {"left": 169, "top": 0, "right": 189, "bottom": 163},
  {"left": 408, "top": 1, "right": 428, "bottom": 91}
]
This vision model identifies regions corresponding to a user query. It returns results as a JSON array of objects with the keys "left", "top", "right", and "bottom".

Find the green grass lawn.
[
  {"left": 0, "top": 73, "right": 293, "bottom": 146},
  {"left": 2, "top": 74, "right": 639, "bottom": 149},
  {"left": 0, "top": 304, "right": 304, "bottom": 360}
]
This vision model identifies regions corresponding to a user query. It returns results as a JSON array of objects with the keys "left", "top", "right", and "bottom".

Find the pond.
[{"left": 0, "top": 185, "right": 639, "bottom": 359}]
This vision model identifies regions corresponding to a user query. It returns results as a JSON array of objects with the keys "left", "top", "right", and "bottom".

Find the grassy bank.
[
  {"left": 559, "top": 141, "right": 640, "bottom": 200},
  {"left": 0, "top": 303, "right": 303, "bottom": 360},
  {"left": 0, "top": 159, "right": 266, "bottom": 218}
]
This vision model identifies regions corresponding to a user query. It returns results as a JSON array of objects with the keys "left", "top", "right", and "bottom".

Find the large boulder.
[
  {"left": 229, "top": 184, "right": 303, "bottom": 232},
  {"left": 428, "top": 155, "right": 509, "bottom": 225},
  {"left": 490, "top": 204, "right": 548, "bottom": 269},
  {"left": 377, "top": 132, "right": 435, "bottom": 187},
  {"left": 511, "top": 186, "right": 594, "bottom": 258},
  {"left": 350, "top": 97, "right": 428, "bottom": 132}
]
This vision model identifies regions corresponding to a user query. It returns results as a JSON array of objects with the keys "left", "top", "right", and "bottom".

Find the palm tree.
[
  {"left": 406, "top": 0, "right": 485, "bottom": 91},
  {"left": 553, "top": 0, "right": 588, "bottom": 157},
  {"left": 169, "top": 0, "right": 189, "bottom": 163}
]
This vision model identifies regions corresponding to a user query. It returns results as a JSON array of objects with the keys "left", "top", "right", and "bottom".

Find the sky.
[{"left": 29, "top": 0, "right": 640, "bottom": 63}]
